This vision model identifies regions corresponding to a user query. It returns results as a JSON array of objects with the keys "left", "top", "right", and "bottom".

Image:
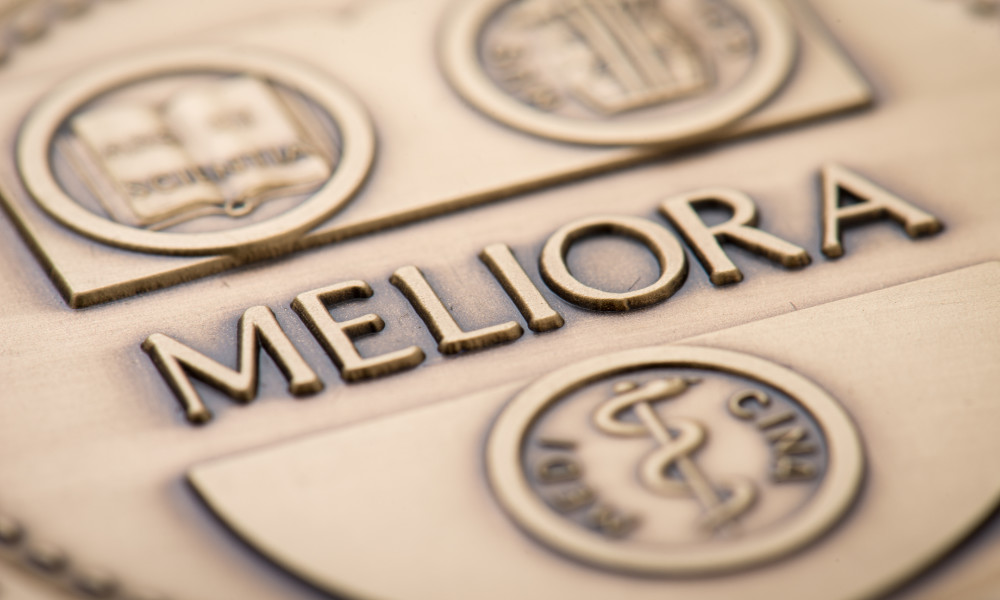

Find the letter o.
[{"left": 539, "top": 215, "right": 688, "bottom": 311}]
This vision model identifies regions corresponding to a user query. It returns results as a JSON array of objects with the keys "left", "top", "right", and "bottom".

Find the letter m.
[{"left": 141, "top": 306, "right": 322, "bottom": 424}]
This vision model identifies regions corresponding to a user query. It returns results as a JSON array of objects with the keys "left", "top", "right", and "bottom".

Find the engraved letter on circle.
[{"left": 539, "top": 215, "right": 688, "bottom": 311}]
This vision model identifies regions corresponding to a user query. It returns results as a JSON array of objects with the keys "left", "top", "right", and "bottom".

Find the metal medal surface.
[
  {"left": 0, "top": 0, "right": 868, "bottom": 308},
  {"left": 187, "top": 264, "right": 1000, "bottom": 600},
  {"left": 0, "top": 0, "right": 999, "bottom": 599}
]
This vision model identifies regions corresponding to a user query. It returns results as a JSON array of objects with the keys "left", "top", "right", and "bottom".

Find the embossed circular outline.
[
  {"left": 18, "top": 46, "right": 375, "bottom": 255},
  {"left": 539, "top": 215, "right": 688, "bottom": 310},
  {"left": 440, "top": 0, "right": 797, "bottom": 146},
  {"left": 487, "top": 346, "right": 865, "bottom": 575}
]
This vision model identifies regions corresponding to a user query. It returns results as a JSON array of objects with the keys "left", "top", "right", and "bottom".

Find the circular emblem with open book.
[
  {"left": 486, "top": 346, "right": 865, "bottom": 575},
  {"left": 440, "top": 0, "right": 796, "bottom": 146},
  {"left": 17, "top": 46, "right": 375, "bottom": 255}
]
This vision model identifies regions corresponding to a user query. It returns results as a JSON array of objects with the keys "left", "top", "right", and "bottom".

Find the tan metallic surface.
[
  {"left": 0, "top": 0, "right": 998, "bottom": 599},
  {"left": 0, "top": 0, "right": 869, "bottom": 307},
  {"left": 191, "top": 264, "right": 1000, "bottom": 600}
]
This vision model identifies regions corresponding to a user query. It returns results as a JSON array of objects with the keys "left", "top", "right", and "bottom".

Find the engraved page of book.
[
  {"left": 161, "top": 76, "right": 332, "bottom": 214},
  {"left": 71, "top": 105, "right": 227, "bottom": 226}
]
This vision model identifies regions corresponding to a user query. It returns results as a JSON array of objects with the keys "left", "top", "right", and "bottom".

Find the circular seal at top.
[
  {"left": 17, "top": 46, "right": 375, "bottom": 255},
  {"left": 440, "top": 0, "right": 796, "bottom": 146},
  {"left": 486, "top": 346, "right": 864, "bottom": 575}
]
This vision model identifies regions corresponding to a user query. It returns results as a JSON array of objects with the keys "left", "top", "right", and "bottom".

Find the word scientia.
[{"left": 142, "top": 164, "right": 942, "bottom": 424}]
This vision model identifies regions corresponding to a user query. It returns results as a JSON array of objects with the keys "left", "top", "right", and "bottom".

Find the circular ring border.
[
  {"left": 17, "top": 46, "right": 376, "bottom": 255},
  {"left": 486, "top": 345, "right": 865, "bottom": 575},
  {"left": 439, "top": 0, "right": 797, "bottom": 146}
]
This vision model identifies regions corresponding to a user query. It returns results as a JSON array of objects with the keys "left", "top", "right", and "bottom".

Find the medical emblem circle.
[{"left": 486, "top": 346, "right": 864, "bottom": 575}]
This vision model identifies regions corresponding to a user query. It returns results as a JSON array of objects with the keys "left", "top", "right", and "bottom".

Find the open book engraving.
[{"left": 66, "top": 76, "right": 336, "bottom": 230}]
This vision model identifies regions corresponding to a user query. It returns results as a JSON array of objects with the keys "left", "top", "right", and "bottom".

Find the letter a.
[{"left": 821, "top": 164, "right": 942, "bottom": 258}]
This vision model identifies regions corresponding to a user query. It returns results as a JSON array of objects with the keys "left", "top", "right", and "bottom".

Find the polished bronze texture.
[{"left": 0, "top": 0, "right": 999, "bottom": 599}]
